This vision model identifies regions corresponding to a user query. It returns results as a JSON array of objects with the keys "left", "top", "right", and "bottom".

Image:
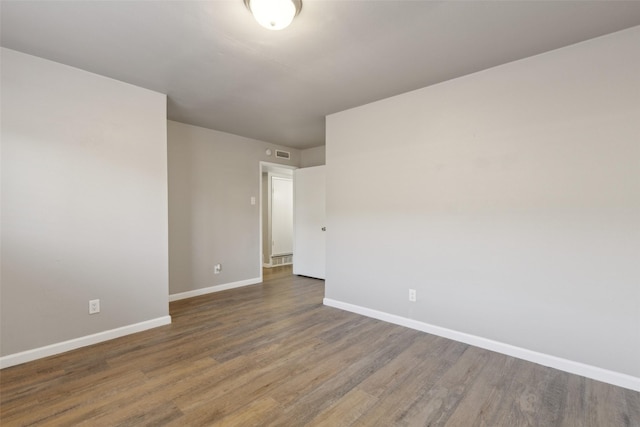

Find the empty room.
[{"left": 1, "top": 1, "right": 639, "bottom": 425}]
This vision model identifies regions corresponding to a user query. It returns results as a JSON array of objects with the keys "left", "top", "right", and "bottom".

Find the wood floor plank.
[
  {"left": 268, "top": 327, "right": 418, "bottom": 426},
  {"left": 585, "top": 377, "right": 639, "bottom": 427},
  {"left": 211, "top": 397, "right": 281, "bottom": 427},
  {"left": 463, "top": 356, "right": 540, "bottom": 427},
  {"left": 357, "top": 335, "right": 454, "bottom": 398},
  {"left": 1, "top": 266, "right": 638, "bottom": 426},
  {"left": 266, "top": 321, "right": 410, "bottom": 407},
  {"left": 1, "top": 367, "right": 148, "bottom": 426},
  {"left": 352, "top": 343, "right": 479, "bottom": 427},
  {"left": 306, "top": 388, "right": 378, "bottom": 427},
  {"left": 426, "top": 351, "right": 514, "bottom": 427}
]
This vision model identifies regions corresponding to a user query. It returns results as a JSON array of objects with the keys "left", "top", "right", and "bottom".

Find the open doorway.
[{"left": 260, "top": 162, "right": 297, "bottom": 280}]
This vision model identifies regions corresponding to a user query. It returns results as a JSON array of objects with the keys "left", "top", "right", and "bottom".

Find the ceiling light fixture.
[{"left": 244, "top": 0, "right": 302, "bottom": 31}]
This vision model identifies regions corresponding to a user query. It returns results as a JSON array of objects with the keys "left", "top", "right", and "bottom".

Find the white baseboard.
[
  {"left": 0, "top": 316, "right": 172, "bottom": 369},
  {"left": 323, "top": 298, "right": 640, "bottom": 392},
  {"left": 169, "top": 277, "right": 261, "bottom": 302}
]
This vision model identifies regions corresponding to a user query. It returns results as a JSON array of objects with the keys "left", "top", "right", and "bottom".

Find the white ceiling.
[{"left": 2, "top": 1, "right": 640, "bottom": 149}]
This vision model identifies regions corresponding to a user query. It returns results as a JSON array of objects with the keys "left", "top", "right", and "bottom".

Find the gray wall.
[
  {"left": 326, "top": 27, "right": 640, "bottom": 378},
  {"left": 168, "top": 121, "right": 299, "bottom": 295},
  {"left": 300, "top": 146, "right": 326, "bottom": 167},
  {"left": 1, "top": 48, "right": 169, "bottom": 357}
]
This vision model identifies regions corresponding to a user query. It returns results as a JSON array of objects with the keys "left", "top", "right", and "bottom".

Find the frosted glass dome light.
[{"left": 245, "top": 0, "right": 301, "bottom": 31}]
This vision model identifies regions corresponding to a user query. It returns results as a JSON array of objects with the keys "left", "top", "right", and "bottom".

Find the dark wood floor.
[{"left": 1, "top": 267, "right": 638, "bottom": 426}]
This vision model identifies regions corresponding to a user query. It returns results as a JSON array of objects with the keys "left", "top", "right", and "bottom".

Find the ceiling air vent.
[{"left": 275, "top": 150, "right": 291, "bottom": 160}]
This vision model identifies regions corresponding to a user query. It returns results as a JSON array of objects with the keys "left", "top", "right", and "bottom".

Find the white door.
[
  {"left": 293, "top": 166, "right": 326, "bottom": 279},
  {"left": 271, "top": 176, "right": 293, "bottom": 256}
]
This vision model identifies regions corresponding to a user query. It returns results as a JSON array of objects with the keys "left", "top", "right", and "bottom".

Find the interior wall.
[
  {"left": 167, "top": 121, "right": 299, "bottom": 295},
  {"left": 1, "top": 48, "right": 169, "bottom": 357},
  {"left": 300, "top": 146, "right": 326, "bottom": 167},
  {"left": 325, "top": 27, "right": 640, "bottom": 379}
]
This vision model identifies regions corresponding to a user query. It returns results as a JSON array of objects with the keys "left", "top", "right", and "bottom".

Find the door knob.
[{"left": 321, "top": 227, "right": 326, "bottom": 231}]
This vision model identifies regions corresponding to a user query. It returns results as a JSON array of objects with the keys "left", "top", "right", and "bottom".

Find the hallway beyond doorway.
[{"left": 262, "top": 264, "right": 293, "bottom": 281}]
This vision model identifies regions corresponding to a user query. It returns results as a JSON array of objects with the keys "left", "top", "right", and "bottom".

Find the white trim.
[
  {"left": 263, "top": 262, "right": 272, "bottom": 268},
  {"left": 323, "top": 298, "right": 640, "bottom": 392},
  {"left": 0, "top": 316, "right": 172, "bottom": 369},
  {"left": 169, "top": 277, "right": 261, "bottom": 302}
]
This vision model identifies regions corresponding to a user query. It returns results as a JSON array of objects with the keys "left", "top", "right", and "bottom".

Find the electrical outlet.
[
  {"left": 89, "top": 299, "right": 100, "bottom": 314},
  {"left": 214, "top": 264, "right": 222, "bottom": 274},
  {"left": 409, "top": 289, "right": 417, "bottom": 302}
]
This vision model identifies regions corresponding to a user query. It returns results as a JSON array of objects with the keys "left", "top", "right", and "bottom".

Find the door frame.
[{"left": 259, "top": 161, "right": 297, "bottom": 282}]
